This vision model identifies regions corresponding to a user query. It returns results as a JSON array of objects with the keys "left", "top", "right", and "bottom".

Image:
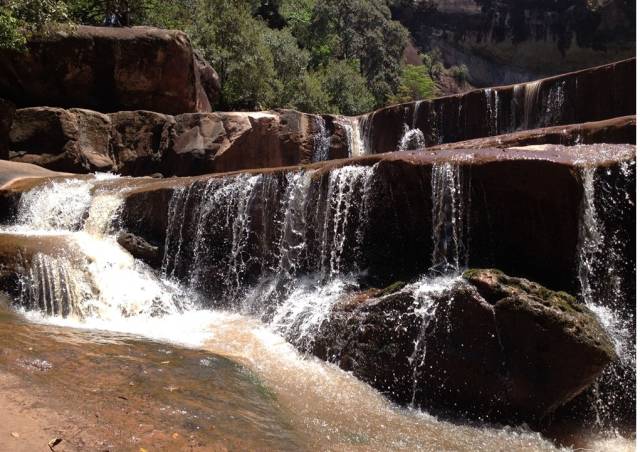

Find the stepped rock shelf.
[
  {"left": 0, "top": 23, "right": 635, "bottom": 447},
  {"left": 0, "top": 143, "right": 633, "bottom": 424},
  {"left": 0, "top": 58, "right": 635, "bottom": 176}
]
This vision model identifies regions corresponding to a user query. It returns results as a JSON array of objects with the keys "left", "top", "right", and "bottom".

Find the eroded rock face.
[
  {"left": 7, "top": 108, "right": 330, "bottom": 176},
  {"left": 0, "top": 26, "right": 218, "bottom": 114},
  {"left": 393, "top": 0, "right": 635, "bottom": 87},
  {"left": 308, "top": 269, "right": 616, "bottom": 421},
  {"left": 9, "top": 108, "right": 114, "bottom": 173}
]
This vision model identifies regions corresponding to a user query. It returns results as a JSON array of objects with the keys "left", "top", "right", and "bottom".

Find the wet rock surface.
[
  {"left": 118, "top": 144, "right": 635, "bottom": 296},
  {"left": 308, "top": 269, "right": 616, "bottom": 421},
  {"left": 425, "top": 116, "right": 636, "bottom": 151},
  {"left": 362, "top": 59, "right": 635, "bottom": 154}
]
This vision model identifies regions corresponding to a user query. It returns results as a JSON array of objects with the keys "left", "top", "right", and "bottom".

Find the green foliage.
[
  {"left": 0, "top": 0, "right": 70, "bottom": 49},
  {"left": 387, "top": 64, "right": 437, "bottom": 105},
  {"left": 422, "top": 49, "right": 444, "bottom": 79},
  {"left": 318, "top": 59, "right": 375, "bottom": 115},
  {"left": 65, "top": 0, "right": 174, "bottom": 26},
  {"left": 309, "top": 0, "right": 409, "bottom": 105},
  {"left": 190, "top": 0, "right": 279, "bottom": 110},
  {"left": 450, "top": 64, "right": 470, "bottom": 84},
  {"left": 0, "top": 0, "right": 450, "bottom": 115},
  {"left": 290, "top": 71, "right": 331, "bottom": 114}
]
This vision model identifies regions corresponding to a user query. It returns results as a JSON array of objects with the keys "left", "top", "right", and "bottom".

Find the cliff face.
[{"left": 394, "top": 0, "right": 635, "bottom": 86}]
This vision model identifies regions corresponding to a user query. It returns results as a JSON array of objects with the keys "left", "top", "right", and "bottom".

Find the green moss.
[{"left": 378, "top": 281, "right": 407, "bottom": 296}]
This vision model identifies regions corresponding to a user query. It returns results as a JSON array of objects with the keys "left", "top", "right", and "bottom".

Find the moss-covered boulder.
[{"left": 306, "top": 269, "right": 616, "bottom": 422}]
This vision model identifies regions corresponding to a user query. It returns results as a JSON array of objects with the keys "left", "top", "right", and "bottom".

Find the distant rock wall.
[{"left": 393, "top": 0, "right": 636, "bottom": 86}]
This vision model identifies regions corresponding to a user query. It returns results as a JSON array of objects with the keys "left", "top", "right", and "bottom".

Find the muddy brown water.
[
  {"left": 0, "top": 300, "right": 303, "bottom": 451},
  {"left": 0, "top": 297, "right": 634, "bottom": 452}
]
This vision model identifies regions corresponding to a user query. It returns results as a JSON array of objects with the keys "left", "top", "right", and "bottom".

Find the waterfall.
[
  {"left": 312, "top": 116, "right": 331, "bottom": 162},
  {"left": 360, "top": 113, "right": 374, "bottom": 154},
  {"left": 21, "top": 253, "right": 87, "bottom": 318},
  {"left": 576, "top": 161, "right": 635, "bottom": 426},
  {"left": 542, "top": 81, "right": 566, "bottom": 127},
  {"left": 398, "top": 124, "right": 426, "bottom": 151},
  {"left": 406, "top": 275, "right": 459, "bottom": 406},
  {"left": 336, "top": 116, "right": 366, "bottom": 157},
  {"left": 7, "top": 176, "right": 189, "bottom": 321},
  {"left": 160, "top": 165, "right": 376, "bottom": 311},
  {"left": 430, "top": 163, "right": 469, "bottom": 275},
  {"left": 319, "top": 165, "right": 375, "bottom": 280},
  {"left": 523, "top": 80, "right": 542, "bottom": 129},
  {"left": 484, "top": 89, "right": 499, "bottom": 136}
]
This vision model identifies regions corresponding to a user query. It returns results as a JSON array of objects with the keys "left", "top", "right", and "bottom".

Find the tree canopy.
[{"left": 0, "top": 0, "right": 443, "bottom": 114}]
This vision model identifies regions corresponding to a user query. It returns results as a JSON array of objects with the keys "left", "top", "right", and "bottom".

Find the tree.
[
  {"left": 308, "top": 0, "right": 408, "bottom": 107},
  {"left": 0, "top": 0, "right": 69, "bottom": 49},
  {"left": 262, "top": 27, "right": 310, "bottom": 108},
  {"left": 320, "top": 59, "right": 375, "bottom": 115},
  {"left": 387, "top": 64, "right": 437, "bottom": 105},
  {"left": 291, "top": 71, "right": 331, "bottom": 114},
  {"left": 189, "top": 0, "right": 279, "bottom": 110}
]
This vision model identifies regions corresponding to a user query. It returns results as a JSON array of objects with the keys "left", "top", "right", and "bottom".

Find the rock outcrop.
[
  {"left": 0, "top": 26, "right": 219, "bottom": 114},
  {"left": 7, "top": 107, "right": 339, "bottom": 176},
  {"left": 306, "top": 269, "right": 616, "bottom": 420},
  {"left": 5, "top": 59, "right": 635, "bottom": 176}
]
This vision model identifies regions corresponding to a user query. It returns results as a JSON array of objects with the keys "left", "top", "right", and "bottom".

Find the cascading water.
[
  {"left": 576, "top": 161, "right": 636, "bottom": 427},
  {"left": 5, "top": 175, "right": 191, "bottom": 325},
  {"left": 398, "top": 101, "right": 426, "bottom": 151},
  {"left": 2, "top": 158, "right": 631, "bottom": 450},
  {"left": 398, "top": 124, "right": 426, "bottom": 151},
  {"left": 484, "top": 88, "right": 499, "bottom": 136},
  {"left": 336, "top": 116, "right": 366, "bottom": 157},
  {"left": 543, "top": 81, "right": 566, "bottom": 127},
  {"left": 430, "top": 162, "right": 469, "bottom": 274},
  {"left": 312, "top": 116, "right": 331, "bottom": 162},
  {"left": 522, "top": 80, "right": 542, "bottom": 129}
]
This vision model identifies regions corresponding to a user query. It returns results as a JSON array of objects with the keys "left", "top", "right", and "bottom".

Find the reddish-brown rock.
[
  {"left": 0, "top": 26, "right": 219, "bottom": 114},
  {"left": 308, "top": 269, "right": 616, "bottom": 420}
]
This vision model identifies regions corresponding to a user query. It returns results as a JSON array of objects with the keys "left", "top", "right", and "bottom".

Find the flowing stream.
[{"left": 0, "top": 164, "right": 633, "bottom": 450}]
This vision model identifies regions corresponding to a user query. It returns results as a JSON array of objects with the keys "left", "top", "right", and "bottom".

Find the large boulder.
[
  {"left": 307, "top": 269, "right": 616, "bottom": 421},
  {"left": 0, "top": 26, "right": 218, "bottom": 114}
]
